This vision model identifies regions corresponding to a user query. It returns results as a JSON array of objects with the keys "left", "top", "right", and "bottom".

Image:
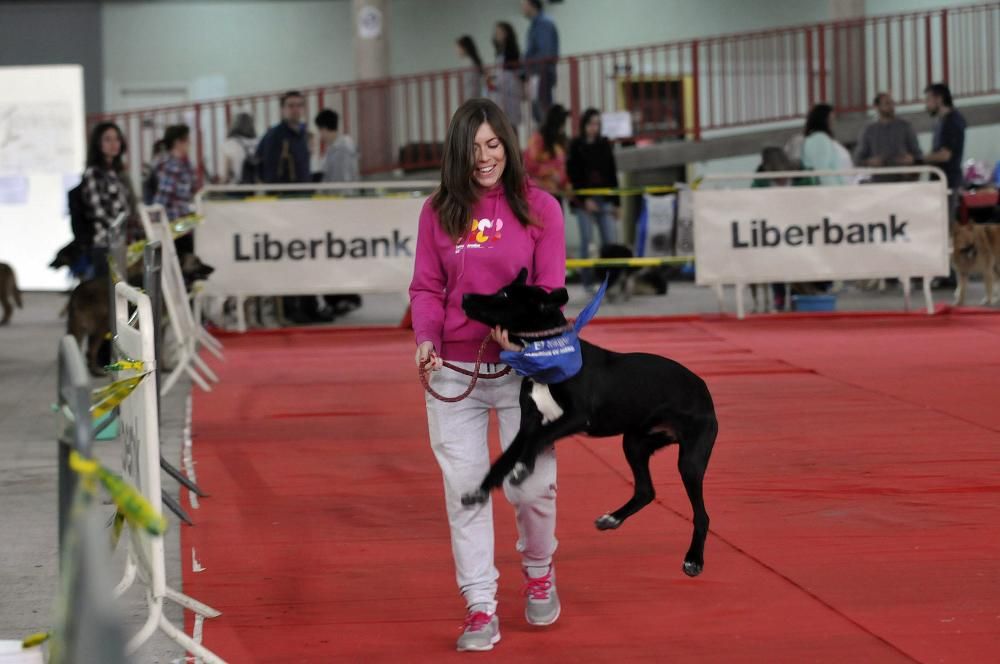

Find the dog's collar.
[{"left": 512, "top": 323, "right": 574, "bottom": 339}]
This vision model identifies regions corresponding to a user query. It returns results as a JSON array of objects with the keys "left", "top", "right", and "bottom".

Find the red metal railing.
[{"left": 92, "top": 2, "right": 1000, "bottom": 184}]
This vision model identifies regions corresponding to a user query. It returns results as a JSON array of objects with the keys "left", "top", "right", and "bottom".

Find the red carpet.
[{"left": 182, "top": 313, "right": 1000, "bottom": 663}]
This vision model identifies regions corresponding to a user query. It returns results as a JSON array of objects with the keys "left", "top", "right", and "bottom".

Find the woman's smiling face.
[{"left": 471, "top": 122, "right": 506, "bottom": 189}]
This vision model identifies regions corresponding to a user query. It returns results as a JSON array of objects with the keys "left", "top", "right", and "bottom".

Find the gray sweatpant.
[{"left": 425, "top": 362, "right": 558, "bottom": 613}]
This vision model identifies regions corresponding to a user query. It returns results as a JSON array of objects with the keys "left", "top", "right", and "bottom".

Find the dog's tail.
[{"left": 11, "top": 270, "right": 22, "bottom": 308}]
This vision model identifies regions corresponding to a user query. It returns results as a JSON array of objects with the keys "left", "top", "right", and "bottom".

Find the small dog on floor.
[
  {"left": 0, "top": 262, "right": 23, "bottom": 325},
  {"left": 461, "top": 269, "right": 718, "bottom": 577},
  {"left": 951, "top": 223, "right": 1000, "bottom": 305}
]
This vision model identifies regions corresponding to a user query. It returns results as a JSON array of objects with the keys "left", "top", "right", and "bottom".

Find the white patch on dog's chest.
[{"left": 530, "top": 381, "right": 564, "bottom": 424}]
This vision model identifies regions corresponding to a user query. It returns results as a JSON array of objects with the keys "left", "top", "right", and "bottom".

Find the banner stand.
[
  {"left": 695, "top": 167, "right": 949, "bottom": 319},
  {"left": 194, "top": 181, "right": 435, "bottom": 332}
]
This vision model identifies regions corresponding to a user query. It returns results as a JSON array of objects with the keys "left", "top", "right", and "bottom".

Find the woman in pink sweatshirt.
[{"left": 409, "top": 98, "right": 566, "bottom": 652}]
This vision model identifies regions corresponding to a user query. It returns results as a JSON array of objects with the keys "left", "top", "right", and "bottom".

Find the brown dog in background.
[
  {"left": 0, "top": 262, "right": 23, "bottom": 325},
  {"left": 951, "top": 224, "right": 1000, "bottom": 306}
]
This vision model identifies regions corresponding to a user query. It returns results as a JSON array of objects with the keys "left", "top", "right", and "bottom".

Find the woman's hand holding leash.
[
  {"left": 491, "top": 326, "right": 523, "bottom": 352},
  {"left": 416, "top": 341, "right": 443, "bottom": 372}
]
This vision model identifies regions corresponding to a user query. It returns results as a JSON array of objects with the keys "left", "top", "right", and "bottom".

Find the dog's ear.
[
  {"left": 513, "top": 268, "right": 528, "bottom": 286},
  {"left": 545, "top": 288, "right": 569, "bottom": 308}
]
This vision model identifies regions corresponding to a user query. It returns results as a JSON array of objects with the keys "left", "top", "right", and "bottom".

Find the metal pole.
[
  {"left": 57, "top": 336, "right": 94, "bottom": 555},
  {"left": 107, "top": 213, "right": 128, "bottom": 365}
]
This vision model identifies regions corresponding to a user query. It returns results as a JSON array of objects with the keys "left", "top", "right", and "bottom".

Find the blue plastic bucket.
[{"left": 791, "top": 294, "right": 837, "bottom": 312}]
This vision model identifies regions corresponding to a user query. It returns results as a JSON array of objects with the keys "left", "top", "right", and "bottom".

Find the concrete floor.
[{"left": 0, "top": 277, "right": 987, "bottom": 662}]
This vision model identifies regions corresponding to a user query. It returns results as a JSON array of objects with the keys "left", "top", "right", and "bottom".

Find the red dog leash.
[{"left": 419, "top": 334, "right": 512, "bottom": 403}]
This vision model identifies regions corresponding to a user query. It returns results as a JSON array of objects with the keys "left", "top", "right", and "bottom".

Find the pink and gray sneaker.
[
  {"left": 456, "top": 609, "right": 500, "bottom": 652},
  {"left": 522, "top": 565, "right": 561, "bottom": 626}
]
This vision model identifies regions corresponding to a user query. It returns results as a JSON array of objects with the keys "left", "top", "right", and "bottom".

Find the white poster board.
[
  {"left": 693, "top": 179, "right": 950, "bottom": 285},
  {"left": 196, "top": 196, "right": 425, "bottom": 296},
  {"left": 0, "top": 66, "right": 86, "bottom": 290}
]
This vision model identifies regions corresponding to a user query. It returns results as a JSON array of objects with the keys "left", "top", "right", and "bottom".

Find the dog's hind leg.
[
  {"left": 678, "top": 416, "right": 718, "bottom": 577},
  {"left": 595, "top": 431, "right": 667, "bottom": 531}
]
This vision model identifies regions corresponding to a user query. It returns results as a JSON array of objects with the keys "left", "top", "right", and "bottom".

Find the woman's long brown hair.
[{"left": 432, "top": 98, "right": 535, "bottom": 241}]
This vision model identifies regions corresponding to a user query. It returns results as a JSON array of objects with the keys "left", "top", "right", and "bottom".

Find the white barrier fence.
[
  {"left": 139, "top": 205, "right": 224, "bottom": 396},
  {"left": 111, "top": 282, "right": 225, "bottom": 663},
  {"left": 693, "top": 167, "right": 951, "bottom": 318}
]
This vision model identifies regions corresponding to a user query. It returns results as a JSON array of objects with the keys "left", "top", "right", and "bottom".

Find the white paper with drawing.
[{"left": 0, "top": 66, "right": 86, "bottom": 290}]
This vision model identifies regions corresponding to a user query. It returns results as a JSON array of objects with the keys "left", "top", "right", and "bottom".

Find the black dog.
[{"left": 461, "top": 269, "right": 718, "bottom": 576}]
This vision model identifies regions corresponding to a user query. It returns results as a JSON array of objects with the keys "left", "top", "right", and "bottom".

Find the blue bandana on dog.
[{"left": 499, "top": 279, "right": 608, "bottom": 384}]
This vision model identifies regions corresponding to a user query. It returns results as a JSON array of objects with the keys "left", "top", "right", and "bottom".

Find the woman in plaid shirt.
[
  {"left": 81, "top": 122, "right": 140, "bottom": 275},
  {"left": 153, "top": 124, "right": 195, "bottom": 221}
]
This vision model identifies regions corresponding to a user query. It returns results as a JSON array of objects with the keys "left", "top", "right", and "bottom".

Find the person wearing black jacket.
[{"left": 566, "top": 108, "right": 619, "bottom": 290}]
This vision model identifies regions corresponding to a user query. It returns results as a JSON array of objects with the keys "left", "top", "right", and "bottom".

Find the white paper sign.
[
  {"left": 601, "top": 111, "right": 633, "bottom": 140},
  {"left": 197, "top": 196, "right": 424, "bottom": 296},
  {"left": 693, "top": 181, "right": 949, "bottom": 285}
]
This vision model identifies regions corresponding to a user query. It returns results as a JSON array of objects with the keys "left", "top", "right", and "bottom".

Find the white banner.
[
  {"left": 196, "top": 196, "right": 424, "bottom": 296},
  {"left": 693, "top": 180, "right": 950, "bottom": 285}
]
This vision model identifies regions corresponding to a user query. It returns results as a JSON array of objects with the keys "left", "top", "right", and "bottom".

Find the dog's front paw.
[
  {"left": 509, "top": 461, "right": 533, "bottom": 486},
  {"left": 461, "top": 489, "right": 488, "bottom": 507},
  {"left": 594, "top": 514, "right": 621, "bottom": 530},
  {"left": 682, "top": 559, "right": 703, "bottom": 577}
]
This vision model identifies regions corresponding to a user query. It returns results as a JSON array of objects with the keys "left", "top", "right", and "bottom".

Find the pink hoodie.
[{"left": 409, "top": 183, "right": 566, "bottom": 363}]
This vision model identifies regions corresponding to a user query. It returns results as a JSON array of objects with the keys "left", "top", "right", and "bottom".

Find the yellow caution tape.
[
  {"left": 566, "top": 255, "right": 695, "bottom": 269},
  {"left": 573, "top": 185, "right": 680, "bottom": 196},
  {"left": 21, "top": 632, "right": 49, "bottom": 649},
  {"left": 69, "top": 451, "right": 167, "bottom": 536},
  {"left": 572, "top": 178, "right": 703, "bottom": 197},
  {"left": 90, "top": 372, "right": 151, "bottom": 420}
]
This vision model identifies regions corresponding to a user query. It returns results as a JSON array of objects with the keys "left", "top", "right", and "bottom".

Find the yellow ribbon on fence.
[
  {"left": 21, "top": 632, "right": 49, "bottom": 649},
  {"left": 126, "top": 239, "right": 147, "bottom": 267},
  {"left": 170, "top": 213, "right": 203, "bottom": 238},
  {"left": 104, "top": 358, "right": 145, "bottom": 372},
  {"left": 90, "top": 372, "right": 151, "bottom": 420},
  {"left": 68, "top": 451, "right": 167, "bottom": 536}
]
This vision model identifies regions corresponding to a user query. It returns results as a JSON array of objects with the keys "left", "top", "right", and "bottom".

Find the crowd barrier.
[
  {"left": 43, "top": 337, "right": 130, "bottom": 664},
  {"left": 139, "top": 205, "right": 224, "bottom": 396},
  {"left": 694, "top": 166, "right": 951, "bottom": 318},
  {"left": 110, "top": 281, "right": 225, "bottom": 663}
]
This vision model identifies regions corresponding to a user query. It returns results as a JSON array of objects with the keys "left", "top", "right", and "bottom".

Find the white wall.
[
  {"left": 102, "top": 0, "right": 355, "bottom": 109},
  {"left": 100, "top": 0, "right": 993, "bottom": 112},
  {"left": 388, "top": 0, "right": 831, "bottom": 76}
]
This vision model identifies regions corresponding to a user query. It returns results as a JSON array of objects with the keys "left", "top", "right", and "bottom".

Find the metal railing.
[{"left": 90, "top": 2, "right": 1000, "bottom": 183}]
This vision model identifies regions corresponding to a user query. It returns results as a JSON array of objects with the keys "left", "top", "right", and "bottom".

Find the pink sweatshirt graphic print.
[{"left": 409, "top": 183, "right": 566, "bottom": 363}]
